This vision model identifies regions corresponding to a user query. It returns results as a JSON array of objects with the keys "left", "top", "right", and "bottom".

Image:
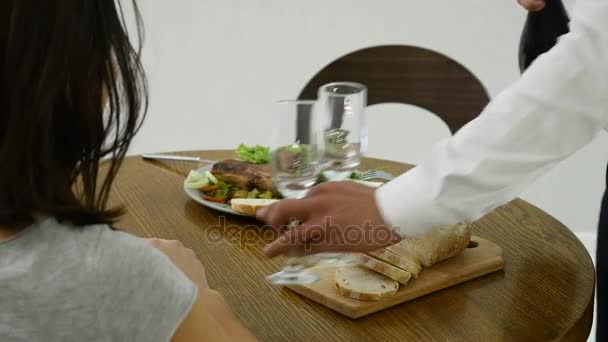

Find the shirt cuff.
[{"left": 375, "top": 166, "right": 463, "bottom": 237}]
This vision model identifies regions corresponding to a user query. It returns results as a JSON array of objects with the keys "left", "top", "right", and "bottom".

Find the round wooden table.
[{"left": 111, "top": 150, "right": 595, "bottom": 341}]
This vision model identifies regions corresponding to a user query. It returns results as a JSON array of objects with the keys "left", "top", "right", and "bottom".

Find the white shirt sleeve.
[{"left": 376, "top": 0, "right": 608, "bottom": 237}]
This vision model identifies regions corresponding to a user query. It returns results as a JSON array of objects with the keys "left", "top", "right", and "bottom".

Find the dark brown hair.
[{"left": 0, "top": 1, "right": 148, "bottom": 226}]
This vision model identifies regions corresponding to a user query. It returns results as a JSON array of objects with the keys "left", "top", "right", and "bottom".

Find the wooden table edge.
[{"left": 505, "top": 199, "right": 597, "bottom": 341}]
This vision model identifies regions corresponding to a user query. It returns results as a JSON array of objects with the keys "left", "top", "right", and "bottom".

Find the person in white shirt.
[{"left": 258, "top": 0, "right": 607, "bottom": 339}]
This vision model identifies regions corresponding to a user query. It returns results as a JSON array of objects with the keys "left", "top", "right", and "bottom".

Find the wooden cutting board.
[{"left": 286, "top": 236, "right": 504, "bottom": 319}]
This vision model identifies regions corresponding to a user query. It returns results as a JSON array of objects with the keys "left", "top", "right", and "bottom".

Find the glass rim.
[
  {"left": 276, "top": 99, "right": 317, "bottom": 105},
  {"left": 319, "top": 82, "right": 367, "bottom": 96}
]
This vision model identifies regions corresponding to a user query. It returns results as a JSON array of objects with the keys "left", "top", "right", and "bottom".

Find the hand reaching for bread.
[{"left": 258, "top": 182, "right": 401, "bottom": 257}]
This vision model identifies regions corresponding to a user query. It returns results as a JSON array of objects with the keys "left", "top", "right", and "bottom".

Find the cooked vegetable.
[
  {"left": 259, "top": 191, "right": 273, "bottom": 199},
  {"left": 205, "top": 170, "right": 218, "bottom": 184},
  {"left": 202, "top": 195, "right": 227, "bottom": 203},
  {"left": 232, "top": 190, "right": 249, "bottom": 199},
  {"left": 248, "top": 189, "right": 260, "bottom": 198},
  {"left": 184, "top": 170, "right": 209, "bottom": 189},
  {"left": 236, "top": 144, "right": 270, "bottom": 164},
  {"left": 199, "top": 185, "right": 220, "bottom": 192},
  {"left": 215, "top": 181, "right": 237, "bottom": 195}
]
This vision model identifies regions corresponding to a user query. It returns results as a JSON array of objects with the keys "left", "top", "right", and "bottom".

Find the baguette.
[
  {"left": 388, "top": 223, "right": 472, "bottom": 268},
  {"left": 335, "top": 265, "right": 399, "bottom": 301},
  {"left": 357, "top": 254, "right": 412, "bottom": 285},
  {"left": 230, "top": 198, "right": 279, "bottom": 216},
  {"left": 367, "top": 249, "right": 422, "bottom": 277}
]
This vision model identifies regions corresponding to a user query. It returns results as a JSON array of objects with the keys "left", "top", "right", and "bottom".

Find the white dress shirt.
[{"left": 376, "top": 0, "right": 608, "bottom": 237}]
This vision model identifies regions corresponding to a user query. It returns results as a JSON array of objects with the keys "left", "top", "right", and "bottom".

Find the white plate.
[
  {"left": 183, "top": 164, "right": 253, "bottom": 217},
  {"left": 184, "top": 164, "right": 387, "bottom": 217}
]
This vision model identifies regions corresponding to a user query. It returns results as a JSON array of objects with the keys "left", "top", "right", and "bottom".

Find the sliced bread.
[
  {"left": 357, "top": 254, "right": 413, "bottom": 285},
  {"left": 230, "top": 198, "right": 279, "bottom": 216},
  {"left": 383, "top": 243, "right": 421, "bottom": 265},
  {"left": 367, "top": 249, "right": 422, "bottom": 277},
  {"left": 335, "top": 265, "right": 399, "bottom": 301}
]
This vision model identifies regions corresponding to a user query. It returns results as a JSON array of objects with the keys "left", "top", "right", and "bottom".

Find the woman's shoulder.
[
  {"left": 41, "top": 218, "right": 198, "bottom": 341},
  {"left": 49, "top": 220, "right": 187, "bottom": 285},
  {"left": 32, "top": 217, "right": 153, "bottom": 262},
  {"left": 24, "top": 218, "right": 187, "bottom": 285},
  {"left": 24, "top": 217, "right": 198, "bottom": 306}
]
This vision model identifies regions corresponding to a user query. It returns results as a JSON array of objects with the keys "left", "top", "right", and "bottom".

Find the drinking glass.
[
  {"left": 270, "top": 100, "right": 320, "bottom": 199},
  {"left": 317, "top": 82, "right": 367, "bottom": 175},
  {"left": 312, "top": 82, "right": 368, "bottom": 264},
  {"left": 266, "top": 100, "right": 321, "bottom": 285}
]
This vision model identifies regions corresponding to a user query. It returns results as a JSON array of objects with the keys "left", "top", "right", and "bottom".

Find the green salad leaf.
[
  {"left": 216, "top": 181, "right": 238, "bottom": 196},
  {"left": 236, "top": 144, "right": 270, "bottom": 164}
]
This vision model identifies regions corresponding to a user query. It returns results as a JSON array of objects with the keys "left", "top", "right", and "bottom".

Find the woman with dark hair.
[{"left": 0, "top": 1, "right": 255, "bottom": 341}]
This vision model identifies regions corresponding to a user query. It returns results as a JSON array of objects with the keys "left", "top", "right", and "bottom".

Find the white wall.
[{"left": 130, "top": 0, "right": 607, "bottom": 235}]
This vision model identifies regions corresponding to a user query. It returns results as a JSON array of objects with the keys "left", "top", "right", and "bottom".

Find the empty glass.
[
  {"left": 270, "top": 100, "right": 320, "bottom": 199},
  {"left": 266, "top": 100, "right": 321, "bottom": 285},
  {"left": 317, "top": 82, "right": 367, "bottom": 174}
]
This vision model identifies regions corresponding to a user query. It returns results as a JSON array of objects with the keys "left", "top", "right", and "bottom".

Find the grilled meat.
[{"left": 211, "top": 160, "right": 277, "bottom": 194}]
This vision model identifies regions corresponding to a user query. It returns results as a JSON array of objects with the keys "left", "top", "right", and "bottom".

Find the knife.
[{"left": 141, "top": 153, "right": 217, "bottom": 164}]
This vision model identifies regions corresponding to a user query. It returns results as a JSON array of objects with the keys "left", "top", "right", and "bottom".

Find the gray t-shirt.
[{"left": 0, "top": 218, "right": 198, "bottom": 342}]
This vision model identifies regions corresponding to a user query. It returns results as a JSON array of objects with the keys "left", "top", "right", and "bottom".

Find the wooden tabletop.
[{"left": 110, "top": 150, "right": 595, "bottom": 341}]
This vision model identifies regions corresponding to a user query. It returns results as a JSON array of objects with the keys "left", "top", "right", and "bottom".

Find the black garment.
[{"left": 597, "top": 163, "right": 608, "bottom": 340}]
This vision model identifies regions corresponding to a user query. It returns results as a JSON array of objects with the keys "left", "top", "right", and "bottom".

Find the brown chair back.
[{"left": 298, "top": 45, "right": 490, "bottom": 134}]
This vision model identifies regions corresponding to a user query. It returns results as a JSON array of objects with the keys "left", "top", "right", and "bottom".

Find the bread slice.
[
  {"left": 335, "top": 265, "right": 399, "bottom": 301},
  {"left": 357, "top": 254, "right": 412, "bottom": 285},
  {"left": 367, "top": 249, "right": 422, "bottom": 277},
  {"left": 387, "top": 223, "right": 472, "bottom": 268},
  {"left": 230, "top": 198, "right": 279, "bottom": 216},
  {"left": 381, "top": 243, "right": 421, "bottom": 266}
]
